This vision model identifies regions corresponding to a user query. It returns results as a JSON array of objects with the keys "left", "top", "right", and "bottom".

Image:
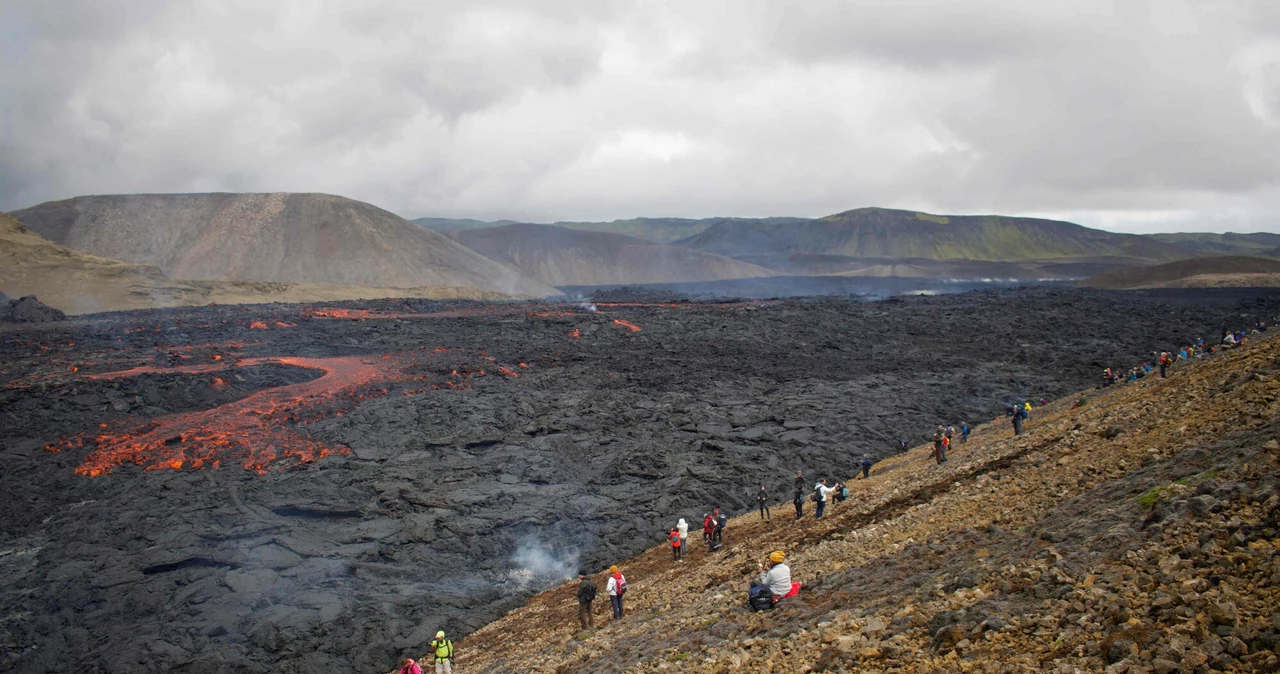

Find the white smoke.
[
  {"left": 508, "top": 536, "right": 580, "bottom": 587},
  {"left": 579, "top": 302, "right": 597, "bottom": 313}
]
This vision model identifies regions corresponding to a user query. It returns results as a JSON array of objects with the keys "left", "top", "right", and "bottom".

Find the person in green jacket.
[{"left": 428, "top": 631, "right": 454, "bottom": 674}]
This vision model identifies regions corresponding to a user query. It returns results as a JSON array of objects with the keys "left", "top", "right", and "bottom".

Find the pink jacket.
[{"left": 400, "top": 662, "right": 423, "bottom": 674}]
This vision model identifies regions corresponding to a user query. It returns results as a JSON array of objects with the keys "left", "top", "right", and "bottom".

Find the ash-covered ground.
[{"left": 2, "top": 287, "right": 1278, "bottom": 673}]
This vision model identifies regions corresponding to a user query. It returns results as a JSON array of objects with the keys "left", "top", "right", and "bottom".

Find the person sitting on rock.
[{"left": 750, "top": 550, "right": 801, "bottom": 604}]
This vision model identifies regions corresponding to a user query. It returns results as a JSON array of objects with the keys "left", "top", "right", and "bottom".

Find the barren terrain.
[{"left": 1, "top": 288, "right": 1278, "bottom": 673}]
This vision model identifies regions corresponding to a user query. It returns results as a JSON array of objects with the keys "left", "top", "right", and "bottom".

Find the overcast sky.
[{"left": 2, "top": 1, "right": 1279, "bottom": 233}]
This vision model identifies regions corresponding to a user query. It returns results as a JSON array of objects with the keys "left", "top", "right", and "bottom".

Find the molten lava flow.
[
  {"left": 52, "top": 350, "right": 535, "bottom": 477},
  {"left": 275, "top": 321, "right": 297, "bottom": 328},
  {"left": 613, "top": 319, "right": 642, "bottom": 332},
  {"left": 55, "top": 356, "right": 404, "bottom": 476},
  {"left": 248, "top": 321, "right": 269, "bottom": 329},
  {"left": 568, "top": 329, "right": 580, "bottom": 339}
]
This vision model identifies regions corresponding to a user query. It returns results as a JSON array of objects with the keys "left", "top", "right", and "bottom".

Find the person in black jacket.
[
  {"left": 793, "top": 486, "right": 804, "bottom": 520},
  {"left": 756, "top": 486, "right": 770, "bottom": 520},
  {"left": 576, "top": 573, "right": 597, "bottom": 629}
]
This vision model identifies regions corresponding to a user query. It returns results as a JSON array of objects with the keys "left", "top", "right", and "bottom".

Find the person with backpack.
[
  {"left": 960, "top": 422, "right": 970, "bottom": 443},
  {"left": 793, "top": 485, "right": 804, "bottom": 519},
  {"left": 1158, "top": 351, "right": 1172, "bottom": 378},
  {"left": 428, "top": 631, "right": 454, "bottom": 674},
  {"left": 756, "top": 486, "right": 770, "bottom": 520},
  {"left": 945, "top": 425, "right": 955, "bottom": 447},
  {"left": 814, "top": 478, "right": 837, "bottom": 519},
  {"left": 606, "top": 565, "right": 626, "bottom": 619},
  {"left": 931, "top": 427, "right": 947, "bottom": 464},
  {"left": 676, "top": 517, "right": 688, "bottom": 554},
  {"left": 748, "top": 550, "right": 800, "bottom": 610},
  {"left": 1012, "top": 404, "right": 1027, "bottom": 436},
  {"left": 702, "top": 513, "right": 714, "bottom": 549},
  {"left": 400, "top": 658, "right": 423, "bottom": 674},
  {"left": 859, "top": 455, "right": 873, "bottom": 479},
  {"left": 714, "top": 508, "right": 727, "bottom": 545},
  {"left": 576, "top": 573, "right": 597, "bottom": 629},
  {"left": 668, "top": 526, "right": 682, "bottom": 561}
]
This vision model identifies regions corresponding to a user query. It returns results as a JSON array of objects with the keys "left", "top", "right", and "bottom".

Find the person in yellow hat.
[
  {"left": 427, "top": 630, "right": 454, "bottom": 674},
  {"left": 749, "top": 550, "right": 799, "bottom": 608},
  {"left": 606, "top": 565, "right": 627, "bottom": 619}
]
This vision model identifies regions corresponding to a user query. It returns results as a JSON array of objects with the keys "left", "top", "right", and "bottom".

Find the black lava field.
[{"left": 2, "top": 287, "right": 1279, "bottom": 673}]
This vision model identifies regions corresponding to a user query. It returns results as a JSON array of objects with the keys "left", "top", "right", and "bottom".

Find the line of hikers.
[{"left": 1102, "top": 320, "right": 1272, "bottom": 388}]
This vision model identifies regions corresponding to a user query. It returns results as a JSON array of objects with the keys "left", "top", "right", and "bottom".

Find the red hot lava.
[
  {"left": 613, "top": 319, "right": 642, "bottom": 332},
  {"left": 51, "top": 356, "right": 407, "bottom": 476}
]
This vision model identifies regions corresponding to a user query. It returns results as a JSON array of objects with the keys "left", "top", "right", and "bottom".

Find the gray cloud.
[{"left": 2, "top": 0, "right": 1279, "bottom": 233}]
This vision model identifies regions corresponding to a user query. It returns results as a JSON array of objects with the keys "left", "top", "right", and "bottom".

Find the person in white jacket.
[
  {"left": 676, "top": 518, "right": 688, "bottom": 560},
  {"left": 606, "top": 565, "right": 626, "bottom": 619}
]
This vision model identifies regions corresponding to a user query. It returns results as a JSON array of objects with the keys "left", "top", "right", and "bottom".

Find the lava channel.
[{"left": 49, "top": 356, "right": 408, "bottom": 477}]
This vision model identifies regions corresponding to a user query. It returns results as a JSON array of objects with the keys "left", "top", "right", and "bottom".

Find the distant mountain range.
[
  {"left": 1147, "top": 232, "right": 1280, "bottom": 258},
  {"left": 14, "top": 193, "right": 555, "bottom": 297},
  {"left": 447, "top": 223, "right": 776, "bottom": 286},
  {"left": 423, "top": 207, "right": 1227, "bottom": 280}
]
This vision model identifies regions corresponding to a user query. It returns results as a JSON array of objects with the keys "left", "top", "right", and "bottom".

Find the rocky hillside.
[
  {"left": 0, "top": 212, "right": 519, "bottom": 315},
  {"left": 677, "top": 208, "right": 1189, "bottom": 268},
  {"left": 12, "top": 193, "right": 556, "bottom": 297},
  {"left": 451, "top": 335, "right": 1280, "bottom": 673},
  {"left": 449, "top": 224, "right": 776, "bottom": 286},
  {"left": 1081, "top": 256, "right": 1280, "bottom": 290},
  {"left": 417, "top": 216, "right": 812, "bottom": 245}
]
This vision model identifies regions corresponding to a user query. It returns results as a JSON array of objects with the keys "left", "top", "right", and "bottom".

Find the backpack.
[
  {"left": 748, "top": 587, "right": 775, "bottom": 612},
  {"left": 837, "top": 486, "right": 849, "bottom": 501},
  {"left": 810, "top": 488, "right": 821, "bottom": 502},
  {"left": 579, "top": 581, "right": 597, "bottom": 603},
  {"left": 617, "top": 575, "right": 627, "bottom": 596},
  {"left": 717, "top": 513, "right": 727, "bottom": 530}
]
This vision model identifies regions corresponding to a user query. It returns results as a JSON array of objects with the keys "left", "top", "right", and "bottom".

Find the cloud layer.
[{"left": 2, "top": 0, "right": 1279, "bottom": 232}]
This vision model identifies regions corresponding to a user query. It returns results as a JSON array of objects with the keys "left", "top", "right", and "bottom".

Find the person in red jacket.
[{"left": 668, "top": 527, "right": 682, "bottom": 562}]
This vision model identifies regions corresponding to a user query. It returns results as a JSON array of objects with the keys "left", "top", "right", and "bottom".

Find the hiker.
[
  {"left": 668, "top": 526, "right": 682, "bottom": 561},
  {"left": 702, "top": 513, "right": 714, "bottom": 548},
  {"left": 756, "top": 486, "right": 770, "bottom": 520},
  {"left": 676, "top": 517, "right": 688, "bottom": 553},
  {"left": 1158, "top": 351, "right": 1172, "bottom": 378},
  {"left": 960, "top": 421, "right": 970, "bottom": 443},
  {"left": 715, "top": 509, "right": 728, "bottom": 544},
  {"left": 931, "top": 426, "right": 947, "bottom": 464},
  {"left": 750, "top": 551, "right": 801, "bottom": 606},
  {"left": 859, "top": 455, "right": 872, "bottom": 479},
  {"left": 606, "top": 565, "right": 626, "bottom": 619},
  {"left": 1012, "top": 403, "right": 1027, "bottom": 436},
  {"left": 898, "top": 438, "right": 910, "bottom": 453},
  {"left": 793, "top": 485, "right": 804, "bottom": 519},
  {"left": 428, "top": 631, "right": 454, "bottom": 674},
  {"left": 794, "top": 470, "right": 805, "bottom": 493},
  {"left": 400, "top": 658, "right": 423, "bottom": 674},
  {"left": 814, "top": 478, "right": 838, "bottom": 519},
  {"left": 1102, "top": 367, "right": 1115, "bottom": 387},
  {"left": 944, "top": 425, "right": 955, "bottom": 447},
  {"left": 576, "top": 573, "right": 597, "bottom": 629}
]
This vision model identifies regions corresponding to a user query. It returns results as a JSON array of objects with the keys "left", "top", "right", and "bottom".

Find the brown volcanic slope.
[
  {"left": 449, "top": 223, "right": 777, "bottom": 286},
  {"left": 11, "top": 193, "right": 556, "bottom": 297},
  {"left": 453, "top": 336, "right": 1280, "bottom": 674},
  {"left": 1080, "top": 255, "right": 1280, "bottom": 289},
  {"left": 0, "top": 212, "right": 522, "bottom": 315}
]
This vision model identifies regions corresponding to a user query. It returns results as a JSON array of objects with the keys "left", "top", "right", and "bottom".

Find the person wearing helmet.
[{"left": 427, "top": 630, "right": 454, "bottom": 674}]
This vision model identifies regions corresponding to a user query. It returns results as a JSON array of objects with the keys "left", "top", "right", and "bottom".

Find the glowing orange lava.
[
  {"left": 50, "top": 351, "right": 531, "bottom": 477},
  {"left": 568, "top": 329, "right": 580, "bottom": 339},
  {"left": 613, "top": 319, "right": 642, "bottom": 332},
  {"left": 249, "top": 321, "right": 269, "bottom": 329}
]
